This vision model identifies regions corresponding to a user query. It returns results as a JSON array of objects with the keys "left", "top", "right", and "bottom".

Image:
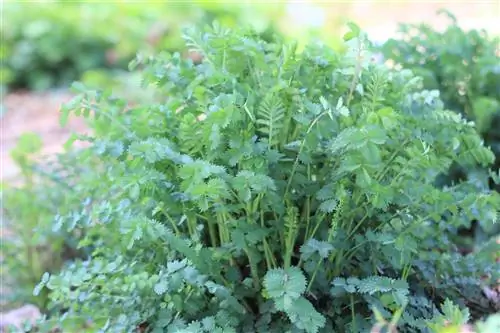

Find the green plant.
[
  {"left": 1, "top": 1, "right": 283, "bottom": 91},
  {"left": 26, "top": 22, "right": 499, "bottom": 332},
  {"left": 1, "top": 133, "right": 90, "bottom": 311},
  {"left": 427, "top": 298, "right": 471, "bottom": 332},
  {"left": 426, "top": 299, "right": 500, "bottom": 333},
  {"left": 3, "top": 3, "right": 113, "bottom": 91},
  {"left": 475, "top": 313, "right": 500, "bottom": 333},
  {"left": 380, "top": 10, "right": 500, "bottom": 194},
  {"left": 379, "top": 9, "right": 500, "bottom": 267}
]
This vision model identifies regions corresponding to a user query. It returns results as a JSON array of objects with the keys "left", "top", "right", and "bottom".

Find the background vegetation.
[
  {"left": 379, "top": 10, "right": 500, "bottom": 253},
  {"left": 1, "top": 1, "right": 285, "bottom": 91}
]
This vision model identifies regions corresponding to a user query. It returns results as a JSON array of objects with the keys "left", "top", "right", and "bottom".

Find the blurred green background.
[
  {"left": 3, "top": 0, "right": 498, "bottom": 92},
  {"left": 2, "top": 1, "right": 282, "bottom": 91}
]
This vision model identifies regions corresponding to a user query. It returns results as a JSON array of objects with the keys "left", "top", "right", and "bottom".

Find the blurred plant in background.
[
  {"left": 1, "top": 133, "right": 92, "bottom": 312},
  {"left": 380, "top": 10, "right": 500, "bottom": 252},
  {"left": 1, "top": 1, "right": 351, "bottom": 94},
  {"left": 1, "top": 1, "right": 288, "bottom": 92}
]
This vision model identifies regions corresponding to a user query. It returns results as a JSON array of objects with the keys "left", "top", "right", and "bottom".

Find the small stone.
[{"left": 0, "top": 304, "right": 41, "bottom": 332}]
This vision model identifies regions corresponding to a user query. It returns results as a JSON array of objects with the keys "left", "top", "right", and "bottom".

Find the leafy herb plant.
[
  {"left": 380, "top": 10, "right": 500, "bottom": 192},
  {"left": 31, "top": 22, "right": 499, "bottom": 332},
  {"left": 379, "top": 9, "right": 500, "bottom": 273}
]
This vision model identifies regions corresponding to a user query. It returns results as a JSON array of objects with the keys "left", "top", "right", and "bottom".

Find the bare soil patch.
[{"left": 1, "top": 91, "right": 88, "bottom": 182}]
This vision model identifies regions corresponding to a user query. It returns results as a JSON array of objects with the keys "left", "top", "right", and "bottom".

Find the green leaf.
[
  {"left": 318, "top": 199, "right": 338, "bottom": 213},
  {"left": 256, "top": 93, "right": 285, "bottom": 147},
  {"left": 154, "top": 280, "right": 169, "bottom": 295},
  {"left": 283, "top": 297, "right": 326, "bottom": 333},
  {"left": 264, "top": 267, "right": 307, "bottom": 300},
  {"left": 356, "top": 168, "right": 372, "bottom": 187},
  {"left": 343, "top": 22, "right": 361, "bottom": 41},
  {"left": 70, "top": 81, "right": 87, "bottom": 93},
  {"left": 360, "top": 142, "right": 382, "bottom": 166},
  {"left": 330, "top": 128, "right": 366, "bottom": 154},
  {"left": 300, "top": 239, "right": 334, "bottom": 259},
  {"left": 129, "top": 183, "right": 140, "bottom": 200}
]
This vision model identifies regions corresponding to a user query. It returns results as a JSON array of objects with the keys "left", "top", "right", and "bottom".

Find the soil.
[{"left": 1, "top": 91, "right": 88, "bottom": 183}]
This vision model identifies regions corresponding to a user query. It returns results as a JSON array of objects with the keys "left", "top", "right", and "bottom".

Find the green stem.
[
  {"left": 216, "top": 213, "right": 225, "bottom": 245},
  {"left": 308, "top": 213, "right": 326, "bottom": 242},
  {"left": 303, "top": 164, "right": 312, "bottom": 243},
  {"left": 164, "top": 211, "right": 181, "bottom": 236},
  {"left": 274, "top": 211, "right": 285, "bottom": 252},
  {"left": 260, "top": 209, "right": 277, "bottom": 269},
  {"left": 402, "top": 261, "right": 413, "bottom": 281},
  {"left": 333, "top": 250, "right": 345, "bottom": 277},
  {"left": 350, "top": 295, "right": 356, "bottom": 332},
  {"left": 347, "top": 139, "right": 410, "bottom": 238},
  {"left": 187, "top": 214, "right": 197, "bottom": 239},
  {"left": 219, "top": 212, "right": 231, "bottom": 244},
  {"left": 346, "top": 37, "right": 364, "bottom": 108},
  {"left": 284, "top": 205, "right": 298, "bottom": 269},
  {"left": 347, "top": 213, "right": 369, "bottom": 238},
  {"left": 262, "top": 242, "right": 272, "bottom": 269},
  {"left": 375, "top": 139, "right": 410, "bottom": 182},
  {"left": 284, "top": 112, "right": 328, "bottom": 198},
  {"left": 284, "top": 233, "right": 293, "bottom": 269},
  {"left": 310, "top": 209, "right": 341, "bottom": 282},
  {"left": 244, "top": 248, "right": 260, "bottom": 290},
  {"left": 208, "top": 218, "right": 218, "bottom": 247},
  {"left": 85, "top": 101, "right": 135, "bottom": 137},
  {"left": 306, "top": 260, "right": 322, "bottom": 293}
]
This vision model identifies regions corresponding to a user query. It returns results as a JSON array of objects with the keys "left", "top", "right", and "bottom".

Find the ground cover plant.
[
  {"left": 380, "top": 10, "right": 500, "bottom": 262},
  {"left": 380, "top": 10, "right": 500, "bottom": 190},
  {"left": 5, "top": 21, "right": 500, "bottom": 333}
]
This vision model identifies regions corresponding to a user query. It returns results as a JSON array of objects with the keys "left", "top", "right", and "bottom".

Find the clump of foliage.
[
  {"left": 380, "top": 10, "right": 500, "bottom": 193},
  {"left": 379, "top": 9, "right": 500, "bottom": 265},
  {"left": 425, "top": 299, "right": 500, "bottom": 333},
  {"left": 1, "top": 1, "right": 281, "bottom": 91},
  {"left": 1, "top": 134, "right": 90, "bottom": 312},
  {"left": 28, "top": 22, "right": 499, "bottom": 333},
  {"left": 3, "top": 3, "right": 114, "bottom": 91}
]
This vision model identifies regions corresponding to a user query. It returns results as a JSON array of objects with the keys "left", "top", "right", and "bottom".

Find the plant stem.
[
  {"left": 260, "top": 209, "right": 277, "bottom": 269},
  {"left": 244, "top": 248, "right": 260, "bottom": 290},
  {"left": 346, "top": 37, "right": 364, "bottom": 107},
  {"left": 284, "top": 112, "right": 328, "bottom": 198},
  {"left": 164, "top": 211, "right": 181, "bottom": 236},
  {"left": 303, "top": 164, "right": 312, "bottom": 244},
  {"left": 208, "top": 218, "right": 218, "bottom": 247}
]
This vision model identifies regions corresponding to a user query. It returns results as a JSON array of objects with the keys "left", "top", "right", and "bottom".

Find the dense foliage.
[
  {"left": 16, "top": 22, "right": 498, "bottom": 333},
  {"left": 1, "top": 2, "right": 281, "bottom": 91},
  {"left": 380, "top": 10, "right": 500, "bottom": 191},
  {"left": 1, "top": 134, "right": 89, "bottom": 311},
  {"left": 379, "top": 10, "right": 500, "bottom": 263}
]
